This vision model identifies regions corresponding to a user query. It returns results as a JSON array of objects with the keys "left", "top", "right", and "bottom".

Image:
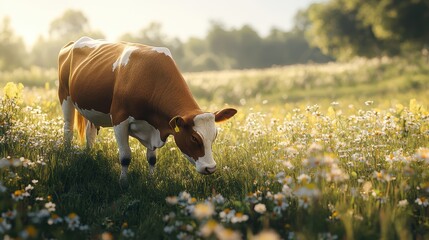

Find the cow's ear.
[
  {"left": 169, "top": 116, "right": 185, "bottom": 133},
  {"left": 214, "top": 108, "right": 237, "bottom": 122}
]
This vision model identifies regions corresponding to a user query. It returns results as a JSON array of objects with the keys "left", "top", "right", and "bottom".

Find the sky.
[{"left": 0, "top": 0, "right": 323, "bottom": 47}]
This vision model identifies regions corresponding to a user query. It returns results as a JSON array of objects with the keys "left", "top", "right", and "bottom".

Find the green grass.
[{"left": 1, "top": 58, "right": 429, "bottom": 239}]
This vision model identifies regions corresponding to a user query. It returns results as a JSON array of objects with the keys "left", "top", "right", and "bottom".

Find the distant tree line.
[
  {"left": 0, "top": 9, "right": 330, "bottom": 72},
  {"left": 1, "top": 0, "right": 428, "bottom": 72}
]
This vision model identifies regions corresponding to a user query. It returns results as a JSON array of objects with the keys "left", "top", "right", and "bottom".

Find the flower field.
[{"left": 1, "top": 58, "right": 429, "bottom": 239}]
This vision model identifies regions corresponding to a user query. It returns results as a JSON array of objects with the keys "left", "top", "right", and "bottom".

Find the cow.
[{"left": 58, "top": 36, "right": 237, "bottom": 182}]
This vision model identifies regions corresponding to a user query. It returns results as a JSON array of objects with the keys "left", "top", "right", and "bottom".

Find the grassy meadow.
[{"left": 1, "top": 57, "right": 429, "bottom": 239}]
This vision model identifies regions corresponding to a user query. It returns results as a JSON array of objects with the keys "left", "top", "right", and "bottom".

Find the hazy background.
[
  {"left": 0, "top": 0, "right": 322, "bottom": 46},
  {"left": 0, "top": 0, "right": 428, "bottom": 72}
]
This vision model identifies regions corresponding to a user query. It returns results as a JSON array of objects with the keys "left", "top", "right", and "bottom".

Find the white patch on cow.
[
  {"left": 73, "top": 36, "right": 106, "bottom": 49},
  {"left": 112, "top": 46, "right": 139, "bottom": 71},
  {"left": 192, "top": 113, "right": 217, "bottom": 173},
  {"left": 128, "top": 117, "right": 165, "bottom": 151},
  {"left": 152, "top": 47, "right": 172, "bottom": 58},
  {"left": 74, "top": 104, "right": 112, "bottom": 127}
]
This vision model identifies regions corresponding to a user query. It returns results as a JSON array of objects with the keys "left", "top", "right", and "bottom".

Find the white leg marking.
[
  {"left": 86, "top": 121, "right": 98, "bottom": 148},
  {"left": 61, "top": 96, "right": 75, "bottom": 145},
  {"left": 114, "top": 119, "right": 131, "bottom": 181}
]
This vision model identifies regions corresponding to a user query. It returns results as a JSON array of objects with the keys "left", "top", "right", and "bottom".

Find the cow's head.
[{"left": 169, "top": 108, "right": 237, "bottom": 175}]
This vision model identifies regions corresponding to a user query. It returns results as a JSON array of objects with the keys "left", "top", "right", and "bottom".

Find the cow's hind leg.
[
  {"left": 86, "top": 122, "right": 98, "bottom": 148},
  {"left": 147, "top": 148, "right": 157, "bottom": 174},
  {"left": 61, "top": 96, "right": 75, "bottom": 146},
  {"left": 113, "top": 118, "right": 131, "bottom": 185}
]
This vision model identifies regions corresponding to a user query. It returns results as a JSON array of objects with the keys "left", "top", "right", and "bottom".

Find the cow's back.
[{"left": 58, "top": 36, "right": 198, "bottom": 127}]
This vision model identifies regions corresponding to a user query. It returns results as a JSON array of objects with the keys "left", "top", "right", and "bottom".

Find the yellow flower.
[
  {"left": 24, "top": 225, "right": 38, "bottom": 238},
  {"left": 200, "top": 219, "right": 219, "bottom": 237},
  {"left": 3, "top": 82, "right": 24, "bottom": 100},
  {"left": 253, "top": 229, "right": 281, "bottom": 240},
  {"left": 193, "top": 202, "right": 214, "bottom": 219},
  {"left": 215, "top": 227, "right": 241, "bottom": 240}
]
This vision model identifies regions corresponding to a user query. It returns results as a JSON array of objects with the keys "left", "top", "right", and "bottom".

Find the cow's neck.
[{"left": 148, "top": 76, "right": 203, "bottom": 141}]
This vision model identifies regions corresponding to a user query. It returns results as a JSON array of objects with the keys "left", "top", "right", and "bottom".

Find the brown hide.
[{"left": 58, "top": 39, "right": 203, "bottom": 141}]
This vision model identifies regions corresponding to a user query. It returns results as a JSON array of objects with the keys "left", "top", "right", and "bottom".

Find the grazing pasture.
[{"left": 1, "top": 58, "right": 429, "bottom": 239}]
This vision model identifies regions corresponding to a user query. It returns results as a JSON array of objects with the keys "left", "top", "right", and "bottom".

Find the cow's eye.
[{"left": 191, "top": 135, "right": 198, "bottom": 143}]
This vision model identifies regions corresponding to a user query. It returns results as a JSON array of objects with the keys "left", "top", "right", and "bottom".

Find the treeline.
[
  {"left": 1, "top": 0, "right": 428, "bottom": 72},
  {"left": 0, "top": 10, "right": 330, "bottom": 72}
]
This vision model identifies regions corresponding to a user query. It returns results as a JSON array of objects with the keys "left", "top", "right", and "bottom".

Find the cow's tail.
[{"left": 74, "top": 110, "right": 86, "bottom": 143}]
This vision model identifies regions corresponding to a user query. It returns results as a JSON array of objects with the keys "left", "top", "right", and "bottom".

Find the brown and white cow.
[{"left": 58, "top": 36, "right": 237, "bottom": 181}]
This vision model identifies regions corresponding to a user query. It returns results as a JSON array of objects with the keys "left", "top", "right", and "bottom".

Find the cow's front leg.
[
  {"left": 113, "top": 119, "right": 131, "bottom": 183},
  {"left": 147, "top": 148, "right": 157, "bottom": 174}
]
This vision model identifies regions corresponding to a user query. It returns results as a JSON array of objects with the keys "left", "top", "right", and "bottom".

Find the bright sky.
[{"left": 0, "top": 0, "right": 322, "bottom": 47}]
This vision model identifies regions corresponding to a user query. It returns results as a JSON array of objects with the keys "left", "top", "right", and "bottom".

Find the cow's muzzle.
[{"left": 200, "top": 166, "right": 216, "bottom": 175}]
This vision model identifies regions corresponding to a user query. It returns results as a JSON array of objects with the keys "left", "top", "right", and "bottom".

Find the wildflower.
[
  {"left": 398, "top": 199, "right": 409, "bottom": 208},
  {"left": 11, "top": 190, "right": 25, "bottom": 201},
  {"left": 48, "top": 213, "right": 63, "bottom": 225},
  {"left": 79, "top": 225, "right": 89, "bottom": 231},
  {"left": 415, "top": 197, "right": 429, "bottom": 207},
  {"left": 179, "top": 191, "right": 191, "bottom": 201},
  {"left": 1, "top": 210, "right": 17, "bottom": 220},
  {"left": 282, "top": 184, "right": 293, "bottom": 197},
  {"left": 193, "top": 202, "right": 214, "bottom": 219},
  {"left": 231, "top": 212, "right": 249, "bottom": 223},
  {"left": 176, "top": 232, "right": 188, "bottom": 240},
  {"left": 19, "top": 225, "right": 38, "bottom": 239},
  {"left": 365, "top": 100, "right": 374, "bottom": 106},
  {"left": 282, "top": 160, "right": 294, "bottom": 170},
  {"left": 3, "top": 82, "right": 24, "bottom": 100},
  {"left": 0, "top": 217, "right": 12, "bottom": 233},
  {"left": 253, "top": 229, "right": 281, "bottom": 240},
  {"left": 31, "top": 179, "right": 39, "bottom": 184},
  {"left": 254, "top": 203, "right": 267, "bottom": 214},
  {"left": 188, "top": 197, "right": 197, "bottom": 204},
  {"left": 200, "top": 220, "right": 219, "bottom": 237},
  {"left": 101, "top": 232, "right": 114, "bottom": 240},
  {"left": 65, "top": 213, "right": 81, "bottom": 230},
  {"left": 45, "top": 202, "right": 56, "bottom": 212},
  {"left": 122, "top": 228, "right": 135, "bottom": 238},
  {"left": 414, "top": 148, "right": 429, "bottom": 163},
  {"left": 219, "top": 208, "right": 235, "bottom": 223},
  {"left": 35, "top": 197, "right": 44, "bottom": 201},
  {"left": 215, "top": 227, "right": 241, "bottom": 240},
  {"left": 166, "top": 196, "right": 178, "bottom": 205},
  {"left": 163, "top": 212, "right": 176, "bottom": 222},
  {"left": 372, "top": 170, "right": 392, "bottom": 182},
  {"left": 28, "top": 209, "right": 50, "bottom": 224},
  {"left": 297, "top": 174, "right": 311, "bottom": 184},
  {"left": 164, "top": 225, "right": 175, "bottom": 234},
  {"left": 25, "top": 184, "right": 34, "bottom": 191},
  {"left": 212, "top": 194, "right": 225, "bottom": 205},
  {"left": 318, "top": 232, "right": 338, "bottom": 240}
]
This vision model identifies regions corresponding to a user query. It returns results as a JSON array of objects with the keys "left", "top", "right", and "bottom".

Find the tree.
[
  {"left": 30, "top": 10, "right": 104, "bottom": 68},
  {"left": 0, "top": 17, "right": 28, "bottom": 70},
  {"left": 49, "top": 10, "right": 90, "bottom": 39},
  {"left": 306, "top": 0, "right": 384, "bottom": 60},
  {"left": 305, "top": 0, "right": 429, "bottom": 60}
]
